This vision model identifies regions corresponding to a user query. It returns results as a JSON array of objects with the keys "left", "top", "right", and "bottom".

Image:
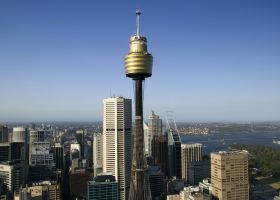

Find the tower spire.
[{"left": 136, "top": 10, "right": 141, "bottom": 36}]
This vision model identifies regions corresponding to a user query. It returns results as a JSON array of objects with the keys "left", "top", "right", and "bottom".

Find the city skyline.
[{"left": 1, "top": 1, "right": 280, "bottom": 122}]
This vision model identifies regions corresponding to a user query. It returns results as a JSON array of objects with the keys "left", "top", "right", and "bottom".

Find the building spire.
[{"left": 136, "top": 10, "right": 141, "bottom": 36}]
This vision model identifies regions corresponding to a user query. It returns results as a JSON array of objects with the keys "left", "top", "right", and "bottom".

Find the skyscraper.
[
  {"left": 0, "top": 125, "right": 8, "bottom": 143},
  {"left": 124, "top": 10, "right": 153, "bottom": 200},
  {"left": 93, "top": 133, "right": 103, "bottom": 177},
  {"left": 148, "top": 111, "right": 162, "bottom": 136},
  {"left": 152, "top": 134, "right": 169, "bottom": 177},
  {"left": 103, "top": 97, "right": 132, "bottom": 200},
  {"left": 54, "top": 142, "right": 64, "bottom": 170},
  {"left": 145, "top": 111, "right": 162, "bottom": 156},
  {"left": 211, "top": 151, "right": 249, "bottom": 200},
  {"left": 167, "top": 130, "right": 182, "bottom": 178},
  {"left": 165, "top": 112, "right": 182, "bottom": 178},
  {"left": 12, "top": 127, "right": 28, "bottom": 163},
  {"left": 76, "top": 130, "right": 85, "bottom": 158},
  {"left": 181, "top": 143, "right": 202, "bottom": 181}
]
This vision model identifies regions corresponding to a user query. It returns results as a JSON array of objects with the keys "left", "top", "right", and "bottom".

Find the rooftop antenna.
[{"left": 136, "top": 10, "right": 141, "bottom": 36}]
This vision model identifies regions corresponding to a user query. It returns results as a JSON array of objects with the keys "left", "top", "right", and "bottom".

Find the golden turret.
[{"left": 125, "top": 10, "right": 153, "bottom": 79}]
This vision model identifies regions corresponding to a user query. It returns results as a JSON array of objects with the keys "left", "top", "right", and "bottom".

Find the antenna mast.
[{"left": 136, "top": 10, "right": 141, "bottom": 36}]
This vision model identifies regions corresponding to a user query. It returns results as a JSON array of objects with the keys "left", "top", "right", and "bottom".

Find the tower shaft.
[{"left": 128, "top": 79, "right": 152, "bottom": 200}]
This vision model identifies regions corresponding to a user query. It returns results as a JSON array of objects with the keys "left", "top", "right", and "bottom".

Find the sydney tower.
[{"left": 124, "top": 10, "right": 153, "bottom": 200}]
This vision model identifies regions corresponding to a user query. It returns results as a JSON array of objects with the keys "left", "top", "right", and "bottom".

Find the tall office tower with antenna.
[{"left": 124, "top": 10, "right": 153, "bottom": 200}]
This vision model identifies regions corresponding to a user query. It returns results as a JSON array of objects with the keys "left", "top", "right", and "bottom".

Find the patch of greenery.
[{"left": 231, "top": 144, "right": 280, "bottom": 177}]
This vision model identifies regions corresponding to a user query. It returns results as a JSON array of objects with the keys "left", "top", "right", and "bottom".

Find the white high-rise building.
[{"left": 103, "top": 97, "right": 132, "bottom": 200}]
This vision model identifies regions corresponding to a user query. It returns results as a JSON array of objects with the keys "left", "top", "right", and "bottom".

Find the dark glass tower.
[{"left": 124, "top": 10, "right": 153, "bottom": 200}]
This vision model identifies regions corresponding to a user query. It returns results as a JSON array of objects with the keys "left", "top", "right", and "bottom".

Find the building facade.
[
  {"left": 147, "top": 166, "right": 165, "bottom": 200},
  {"left": 0, "top": 143, "right": 9, "bottom": 162},
  {"left": 30, "top": 142, "right": 54, "bottom": 166},
  {"left": 181, "top": 143, "right": 202, "bottom": 181},
  {"left": 87, "top": 173, "right": 118, "bottom": 200},
  {"left": 0, "top": 161, "right": 26, "bottom": 195},
  {"left": 188, "top": 160, "right": 210, "bottom": 186},
  {"left": 93, "top": 133, "right": 103, "bottom": 177},
  {"left": 54, "top": 143, "right": 64, "bottom": 170},
  {"left": 76, "top": 130, "right": 84, "bottom": 158},
  {"left": 211, "top": 151, "right": 249, "bottom": 200},
  {"left": 29, "top": 130, "right": 45, "bottom": 165},
  {"left": 12, "top": 127, "right": 27, "bottom": 143},
  {"left": 103, "top": 97, "right": 132, "bottom": 200},
  {"left": 16, "top": 181, "right": 61, "bottom": 200},
  {"left": 144, "top": 111, "right": 162, "bottom": 156},
  {"left": 0, "top": 125, "right": 8, "bottom": 143}
]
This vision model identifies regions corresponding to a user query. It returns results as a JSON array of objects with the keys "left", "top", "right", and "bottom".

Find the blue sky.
[{"left": 0, "top": 1, "right": 279, "bottom": 122}]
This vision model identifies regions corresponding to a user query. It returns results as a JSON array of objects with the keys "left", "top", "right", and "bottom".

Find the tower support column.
[{"left": 128, "top": 78, "right": 152, "bottom": 200}]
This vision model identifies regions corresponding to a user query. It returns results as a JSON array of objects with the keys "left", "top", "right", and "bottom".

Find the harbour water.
[{"left": 181, "top": 132, "right": 280, "bottom": 155}]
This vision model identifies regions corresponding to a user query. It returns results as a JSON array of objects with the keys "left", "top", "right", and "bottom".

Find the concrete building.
[
  {"left": 29, "top": 130, "right": 45, "bottom": 165},
  {"left": 87, "top": 173, "right": 118, "bottom": 200},
  {"left": 93, "top": 133, "right": 103, "bottom": 177},
  {"left": 166, "top": 194, "right": 180, "bottom": 200},
  {"left": 179, "top": 186, "right": 211, "bottom": 200},
  {"left": 198, "top": 179, "right": 212, "bottom": 196},
  {"left": 211, "top": 150, "right": 249, "bottom": 200},
  {"left": 103, "top": 97, "right": 132, "bottom": 200},
  {"left": 181, "top": 143, "right": 202, "bottom": 181},
  {"left": 15, "top": 181, "right": 61, "bottom": 200},
  {"left": 0, "top": 125, "right": 8, "bottom": 143},
  {"left": 30, "top": 142, "right": 54, "bottom": 166}
]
